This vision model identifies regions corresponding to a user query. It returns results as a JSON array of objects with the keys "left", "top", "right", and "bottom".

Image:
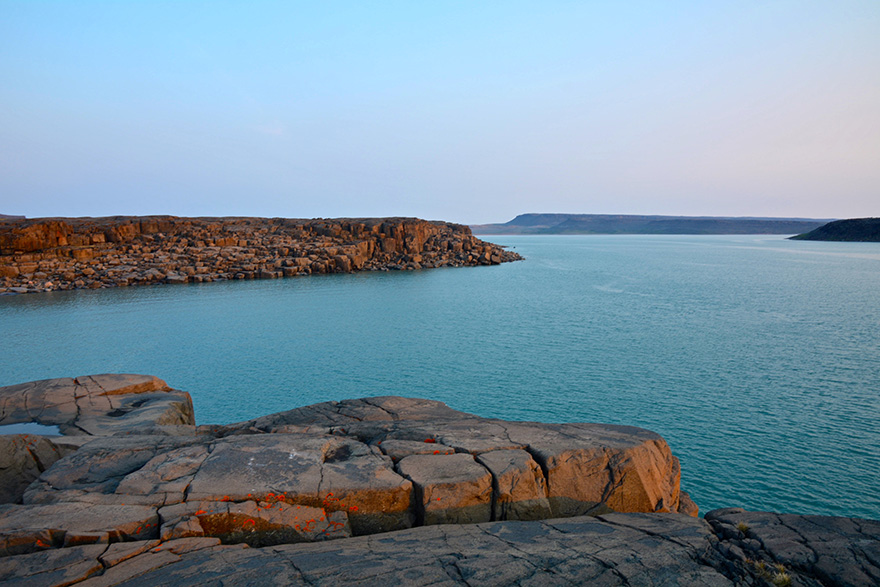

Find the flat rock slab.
[
  {"left": 225, "top": 395, "right": 693, "bottom": 518},
  {"left": 706, "top": 507, "right": 880, "bottom": 586},
  {"left": 8, "top": 511, "right": 877, "bottom": 586},
  {"left": 159, "top": 500, "right": 350, "bottom": 545},
  {"left": 0, "top": 511, "right": 874, "bottom": 586},
  {"left": 0, "top": 375, "right": 194, "bottom": 437},
  {"left": 0, "top": 503, "right": 158, "bottom": 556}
]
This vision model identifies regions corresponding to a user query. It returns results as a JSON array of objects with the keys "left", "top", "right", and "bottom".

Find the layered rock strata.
[
  {"left": 0, "top": 216, "right": 522, "bottom": 293},
  {"left": 1, "top": 375, "right": 877, "bottom": 585}
]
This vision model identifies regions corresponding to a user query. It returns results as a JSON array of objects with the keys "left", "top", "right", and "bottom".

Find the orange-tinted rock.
[{"left": 0, "top": 216, "right": 522, "bottom": 293}]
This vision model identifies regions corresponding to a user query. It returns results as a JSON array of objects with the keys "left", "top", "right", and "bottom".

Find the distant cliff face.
[
  {"left": 790, "top": 217, "right": 880, "bottom": 242},
  {"left": 0, "top": 216, "right": 522, "bottom": 293}
]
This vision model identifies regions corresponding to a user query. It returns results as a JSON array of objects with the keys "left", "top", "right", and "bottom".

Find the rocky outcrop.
[
  {"left": 0, "top": 374, "right": 194, "bottom": 437},
  {"left": 0, "top": 216, "right": 522, "bottom": 293},
  {"left": 1, "top": 374, "right": 877, "bottom": 585},
  {"left": 0, "top": 375, "right": 692, "bottom": 549}
]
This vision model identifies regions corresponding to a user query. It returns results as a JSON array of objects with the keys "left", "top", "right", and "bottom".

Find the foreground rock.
[
  {"left": 2, "top": 511, "right": 877, "bottom": 585},
  {"left": 0, "top": 216, "right": 522, "bottom": 293},
  {"left": 1, "top": 374, "right": 877, "bottom": 585},
  {"left": 1, "top": 375, "right": 692, "bottom": 551}
]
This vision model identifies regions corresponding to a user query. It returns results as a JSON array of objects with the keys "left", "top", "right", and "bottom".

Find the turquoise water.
[{"left": 2, "top": 235, "right": 879, "bottom": 520}]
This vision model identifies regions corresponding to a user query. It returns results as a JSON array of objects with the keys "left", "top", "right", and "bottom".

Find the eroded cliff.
[{"left": 0, "top": 216, "right": 522, "bottom": 293}]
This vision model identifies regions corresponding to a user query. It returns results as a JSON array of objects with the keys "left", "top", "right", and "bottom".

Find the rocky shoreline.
[
  {"left": 0, "top": 216, "right": 522, "bottom": 294},
  {"left": 1, "top": 375, "right": 878, "bottom": 585}
]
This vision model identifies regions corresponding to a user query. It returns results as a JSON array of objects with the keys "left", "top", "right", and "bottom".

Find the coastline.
[{"left": 0, "top": 216, "right": 522, "bottom": 294}]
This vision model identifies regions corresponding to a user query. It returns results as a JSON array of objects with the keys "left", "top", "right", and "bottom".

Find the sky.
[{"left": 1, "top": 1, "right": 878, "bottom": 224}]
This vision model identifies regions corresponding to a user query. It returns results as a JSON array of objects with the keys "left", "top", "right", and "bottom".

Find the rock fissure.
[
  {"left": 360, "top": 398, "right": 400, "bottom": 421},
  {"left": 521, "top": 445, "right": 551, "bottom": 493}
]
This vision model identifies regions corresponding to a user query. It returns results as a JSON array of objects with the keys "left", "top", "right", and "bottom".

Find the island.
[
  {"left": 1, "top": 374, "right": 877, "bottom": 585},
  {"left": 790, "top": 218, "right": 880, "bottom": 242},
  {"left": 0, "top": 216, "right": 522, "bottom": 294},
  {"left": 472, "top": 213, "right": 831, "bottom": 235}
]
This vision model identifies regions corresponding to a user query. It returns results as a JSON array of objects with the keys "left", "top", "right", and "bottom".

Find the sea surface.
[{"left": 2, "top": 235, "right": 878, "bottom": 520}]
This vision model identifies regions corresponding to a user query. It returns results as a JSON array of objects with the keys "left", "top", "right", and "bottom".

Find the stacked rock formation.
[
  {"left": 1, "top": 375, "right": 878, "bottom": 585},
  {"left": 0, "top": 216, "right": 522, "bottom": 293}
]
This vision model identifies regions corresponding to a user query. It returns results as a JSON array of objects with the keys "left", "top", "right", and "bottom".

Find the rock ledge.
[{"left": 1, "top": 375, "right": 876, "bottom": 586}]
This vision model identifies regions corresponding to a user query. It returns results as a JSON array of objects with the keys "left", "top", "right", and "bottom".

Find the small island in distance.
[
  {"left": 790, "top": 217, "right": 880, "bottom": 242},
  {"left": 472, "top": 213, "right": 832, "bottom": 235}
]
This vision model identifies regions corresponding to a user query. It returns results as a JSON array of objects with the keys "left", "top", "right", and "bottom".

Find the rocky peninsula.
[
  {"left": 0, "top": 216, "right": 522, "bottom": 294},
  {"left": 1, "top": 375, "right": 878, "bottom": 585}
]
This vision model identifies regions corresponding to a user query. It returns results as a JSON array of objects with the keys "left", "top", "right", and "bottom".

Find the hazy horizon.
[{"left": 2, "top": 1, "right": 878, "bottom": 224}]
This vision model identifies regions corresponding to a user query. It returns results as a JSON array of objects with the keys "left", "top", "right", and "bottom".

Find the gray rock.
[
  {"left": 0, "top": 503, "right": 158, "bottom": 556},
  {"left": 705, "top": 508, "right": 880, "bottom": 586},
  {"left": 0, "top": 374, "right": 194, "bottom": 437},
  {"left": 0, "top": 435, "right": 67, "bottom": 504}
]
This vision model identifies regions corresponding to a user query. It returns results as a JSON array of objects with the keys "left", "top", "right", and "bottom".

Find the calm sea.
[{"left": 2, "top": 235, "right": 878, "bottom": 520}]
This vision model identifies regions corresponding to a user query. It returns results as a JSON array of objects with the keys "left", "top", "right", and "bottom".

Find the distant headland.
[
  {"left": 0, "top": 216, "right": 522, "bottom": 294},
  {"left": 790, "top": 217, "right": 880, "bottom": 242},
  {"left": 472, "top": 213, "right": 831, "bottom": 235}
]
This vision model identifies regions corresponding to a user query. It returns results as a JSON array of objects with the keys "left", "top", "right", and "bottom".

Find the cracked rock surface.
[
  {"left": 3, "top": 511, "right": 878, "bottom": 585},
  {"left": 1, "top": 375, "right": 877, "bottom": 585}
]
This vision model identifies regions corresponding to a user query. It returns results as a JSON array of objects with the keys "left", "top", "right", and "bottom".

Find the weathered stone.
[
  {"left": 705, "top": 508, "right": 880, "bottom": 586},
  {"left": 0, "top": 435, "right": 66, "bottom": 504},
  {"left": 228, "top": 396, "right": 691, "bottom": 517},
  {"left": 98, "top": 539, "right": 161, "bottom": 567},
  {"left": 0, "top": 373, "right": 878, "bottom": 585},
  {"left": 24, "top": 435, "right": 204, "bottom": 506},
  {"left": 377, "top": 439, "right": 456, "bottom": 462},
  {"left": 0, "top": 543, "right": 106, "bottom": 586},
  {"left": 0, "top": 374, "right": 194, "bottom": 437},
  {"left": 0, "top": 503, "right": 158, "bottom": 556},
  {"left": 158, "top": 500, "right": 350, "bottom": 546},
  {"left": 397, "top": 453, "right": 493, "bottom": 525},
  {"left": 475, "top": 449, "right": 552, "bottom": 521},
  {"left": 185, "top": 435, "right": 414, "bottom": 536}
]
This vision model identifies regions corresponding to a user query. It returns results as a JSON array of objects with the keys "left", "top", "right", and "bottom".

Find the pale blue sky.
[{"left": 1, "top": 1, "right": 877, "bottom": 223}]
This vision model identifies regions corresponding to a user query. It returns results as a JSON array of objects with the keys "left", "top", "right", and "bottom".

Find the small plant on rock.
[
  {"left": 772, "top": 570, "right": 791, "bottom": 587},
  {"left": 736, "top": 522, "right": 750, "bottom": 535}
]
